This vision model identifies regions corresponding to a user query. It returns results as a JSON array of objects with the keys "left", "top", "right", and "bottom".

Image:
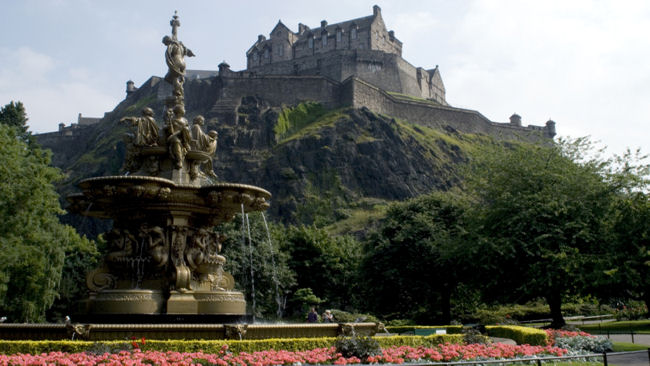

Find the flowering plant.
[
  {"left": 0, "top": 342, "right": 568, "bottom": 365},
  {"left": 545, "top": 329, "right": 612, "bottom": 353}
]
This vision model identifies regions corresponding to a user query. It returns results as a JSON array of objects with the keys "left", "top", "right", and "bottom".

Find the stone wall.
[
  {"left": 343, "top": 77, "right": 554, "bottom": 140},
  {"left": 243, "top": 49, "right": 445, "bottom": 104}
]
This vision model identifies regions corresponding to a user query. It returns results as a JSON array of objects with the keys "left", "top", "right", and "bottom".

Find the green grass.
[
  {"left": 612, "top": 341, "right": 650, "bottom": 352},
  {"left": 580, "top": 320, "right": 650, "bottom": 334}
]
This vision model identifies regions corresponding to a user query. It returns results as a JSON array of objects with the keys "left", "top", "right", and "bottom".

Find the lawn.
[{"left": 580, "top": 319, "right": 650, "bottom": 334}]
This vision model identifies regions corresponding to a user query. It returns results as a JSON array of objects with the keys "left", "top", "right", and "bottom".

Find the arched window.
[
  {"left": 351, "top": 27, "right": 357, "bottom": 40},
  {"left": 308, "top": 37, "right": 314, "bottom": 48},
  {"left": 322, "top": 33, "right": 328, "bottom": 46},
  {"left": 336, "top": 29, "right": 342, "bottom": 43},
  {"left": 264, "top": 49, "right": 269, "bottom": 58}
]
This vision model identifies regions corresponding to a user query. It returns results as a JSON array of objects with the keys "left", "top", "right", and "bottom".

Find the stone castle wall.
[
  {"left": 343, "top": 77, "right": 554, "bottom": 139},
  {"left": 243, "top": 49, "right": 446, "bottom": 105}
]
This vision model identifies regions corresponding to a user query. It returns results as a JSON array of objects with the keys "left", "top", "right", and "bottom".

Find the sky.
[{"left": 1, "top": 0, "right": 649, "bottom": 157}]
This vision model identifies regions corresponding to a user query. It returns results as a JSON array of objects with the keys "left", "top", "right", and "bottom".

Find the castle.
[
  {"left": 38, "top": 6, "right": 556, "bottom": 142},
  {"left": 244, "top": 5, "right": 446, "bottom": 105}
]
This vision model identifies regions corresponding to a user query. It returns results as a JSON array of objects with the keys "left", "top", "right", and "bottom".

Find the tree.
[
  {"left": 595, "top": 149, "right": 650, "bottom": 314},
  {"left": 359, "top": 191, "right": 469, "bottom": 323},
  {"left": 0, "top": 101, "right": 32, "bottom": 144},
  {"left": 0, "top": 123, "right": 95, "bottom": 322},
  {"left": 279, "top": 225, "right": 362, "bottom": 315},
  {"left": 463, "top": 138, "right": 613, "bottom": 328}
]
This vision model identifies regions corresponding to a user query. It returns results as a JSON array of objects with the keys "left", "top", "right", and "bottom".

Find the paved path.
[{"left": 607, "top": 351, "right": 650, "bottom": 366}]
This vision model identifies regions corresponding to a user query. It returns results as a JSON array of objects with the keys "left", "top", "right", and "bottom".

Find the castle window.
[
  {"left": 278, "top": 46, "right": 284, "bottom": 56},
  {"left": 308, "top": 37, "right": 314, "bottom": 48},
  {"left": 253, "top": 53, "right": 258, "bottom": 61},
  {"left": 336, "top": 29, "right": 342, "bottom": 42},
  {"left": 351, "top": 27, "right": 357, "bottom": 40},
  {"left": 322, "top": 33, "right": 328, "bottom": 46},
  {"left": 264, "top": 49, "right": 269, "bottom": 58}
]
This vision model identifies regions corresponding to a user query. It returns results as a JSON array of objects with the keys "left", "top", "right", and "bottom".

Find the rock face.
[{"left": 39, "top": 76, "right": 488, "bottom": 233}]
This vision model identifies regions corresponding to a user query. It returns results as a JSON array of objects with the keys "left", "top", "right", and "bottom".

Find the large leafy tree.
[
  {"left": 279, "top": 225, "right": 362, "bottom": 315},
  {"left": 0, "top": 122, "right": 95, "bottom": 322},
  {"left": 596, "top": 150, "right": 650, "bottom": 313},
  {"left": 359, "top": 192, "right": 469, "bottom": 323},
  {"left": 463, "top": 139, "right": 613, "bottom": 328}
]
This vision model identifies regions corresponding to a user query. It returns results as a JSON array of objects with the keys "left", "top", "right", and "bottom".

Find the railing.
[{"left": 352, "top": 350, "right": 650, "bottom": 366}]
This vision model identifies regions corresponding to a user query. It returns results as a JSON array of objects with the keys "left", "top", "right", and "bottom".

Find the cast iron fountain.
[
  {"left": 66, "top": 11, "right": 270, "bottom": 322},
  {"left": 0, "top": 12, "right": 381, "bottom": 341}
]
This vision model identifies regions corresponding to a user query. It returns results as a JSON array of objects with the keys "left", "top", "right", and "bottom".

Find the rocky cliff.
[{"left": 38, "top": 76, "right": 495, "bottom": 236}]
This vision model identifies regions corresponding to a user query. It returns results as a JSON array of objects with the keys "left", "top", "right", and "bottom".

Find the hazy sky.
[{"left": 1, "top": 0, "right": 648, "bottom": 157}]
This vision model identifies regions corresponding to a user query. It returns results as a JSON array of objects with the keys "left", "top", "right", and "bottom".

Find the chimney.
[
  {"left": 373, "top": 5, "right": 381, "bottom": 16},
  {"left": 509, "top": 113, "right": 522, "bottom": 126},
  {"left": 58, "top": 123, "right": 65, "bottom": 132},
  {"left": 321, "top": 20, "right": 328, "bottom": 28},
  {"left": 388, "top": 30, "right": 395, "bottom": 40},
  {"left": 298, "top": 23, "right": 307, "bottom": 34},
  {"left": 258, "top": 34, "right": 266, "bottom": 43}
]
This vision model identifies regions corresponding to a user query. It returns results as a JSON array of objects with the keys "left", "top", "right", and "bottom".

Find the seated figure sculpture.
[
  {"left": 119, "top": 107, "right": 159, "bottom": 147},
  {"left": 191, "top": 115, "right": 218, "bottom": 178}
]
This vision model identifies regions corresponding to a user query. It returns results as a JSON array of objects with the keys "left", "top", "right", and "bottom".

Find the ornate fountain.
[
  {"left": 66, "top": 12, "right": 270, "bottom": 321},
  {"left": 0, "top": 12, "right": 382, "bottom": 340}
]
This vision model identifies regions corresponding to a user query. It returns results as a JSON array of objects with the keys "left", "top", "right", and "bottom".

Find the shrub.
[
  {"left": 554, "top": 335, "right": 613, "bottom": 353},
  {"left": 486, "top": 325, "right": 548, "bottom": 346},
  {"left": 335, "top": 335, "right": 382, "bottom": 361}
]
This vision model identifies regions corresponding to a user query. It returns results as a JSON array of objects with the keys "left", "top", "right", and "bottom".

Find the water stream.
[
  {"left": 245, "top": 213, "right": 256, "bottom": 321},
  {"left": 240, "top": 204, "right": 256, "bottom": 321},
  {"left": 261, "top": 212, "right": 283, "bottom": 318}
]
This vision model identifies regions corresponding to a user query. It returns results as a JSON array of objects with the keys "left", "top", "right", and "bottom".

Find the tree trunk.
[{"left": 546, "top": 295, "right": 566, "bottom": 329}]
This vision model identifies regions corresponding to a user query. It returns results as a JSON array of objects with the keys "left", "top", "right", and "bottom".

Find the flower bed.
[
  {"left": 0, "top": 343, "right": 568, "bottom": 365},
  {"left": 545, "top": 329, "right": 613, "bottom": 353}
]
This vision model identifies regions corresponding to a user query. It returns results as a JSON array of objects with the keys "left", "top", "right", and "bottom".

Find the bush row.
[
  {"left": 0, "top": 335, "right": 465, "bottom": 355},
  {"left": 486, "top": 326, "right": 548, "bottom": 346},
  {"left": 385, "top": 325, "right": 464, "bottom": 334},
  {"left": 385, "top": 325, "right": 548, "bottom": 346}
]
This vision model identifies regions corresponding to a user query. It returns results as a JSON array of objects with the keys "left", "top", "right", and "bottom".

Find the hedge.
[
  {"left": 486, "top": 325, "right": 548, "bottom": 346},
  {"left": 0, "top": 335, "right": 465, "bottom": 355},
  {"left": 385, "top": 325, "right": 464, "bottom": 334}
]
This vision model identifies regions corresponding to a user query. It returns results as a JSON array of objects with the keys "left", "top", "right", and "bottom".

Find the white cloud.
[{"left": 0, "top": 46, "right": 116, "bottom": 133}]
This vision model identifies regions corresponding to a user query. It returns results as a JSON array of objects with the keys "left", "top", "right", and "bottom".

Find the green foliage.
[
  {"left": 293, "top": 169, "right": 360, "bottom": 228},
  {"left": 385, "top": 325, "right": 464, "bottom": 334},
  {"left": 0, "top": 101, "right": 30, "bottom": 140},
  {"left": 328, "top": 309, "right": 380, "bottom": 323},
  {"left": 335, "top": 334, "right": 382, "bottom": 361},
  {"left": 0, "top": 124, "right": 96, "bottom": 322},
  {"left": 359, "top": 191, "right": 470, "bottom": 324},
  {"left": 291, "top": 288, "right": 323, "bottom": 315},
  {"left": 274, "top": 102, "right": 326, "bottom": 142},
  {"left": 0, "top": 335, "right": 465, "bottom": 355},
  {"left": 218, "top": 214, "right": 296, "bottom": 319},
  {"left": 554, "top": 334, "right": 613, "bottom": 353},
  {"left": 463, "top": 138, "right": 616, "bottom": 328},
  {"left": 485, "top": 325, "right": 548, "bottom": 346},
  {"left": 279, "top": 225, "right": 362, "bottom": 315}
]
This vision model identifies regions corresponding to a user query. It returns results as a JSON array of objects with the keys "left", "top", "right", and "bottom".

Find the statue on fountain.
[{"left": 67, "top": 11, "right": 271, "bottom": 321}]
